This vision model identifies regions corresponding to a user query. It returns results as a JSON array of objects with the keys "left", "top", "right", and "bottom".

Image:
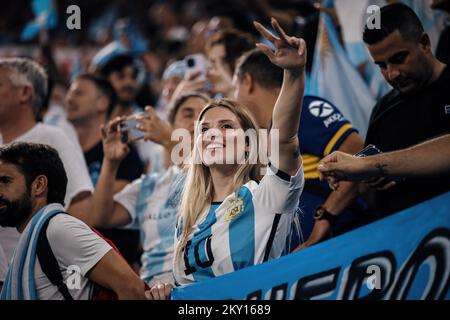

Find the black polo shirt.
[{"left": 365, "top": 65, "right": 450, "bottom": 217}]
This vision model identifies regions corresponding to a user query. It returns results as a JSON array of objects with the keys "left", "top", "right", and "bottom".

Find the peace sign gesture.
[{"left": 254, "top": 18, "right": 307, "bottom": 71}]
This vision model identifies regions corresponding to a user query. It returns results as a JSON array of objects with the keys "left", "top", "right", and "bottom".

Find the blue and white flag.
[
  {"left": 172, "top": 192, "right": 450, "bottom": 300},
  {"left": 334, "top": 0, "right": 391, "bottom": 101},
  {"left": 0, "top": 204, "right": 64, "bottom": 300},
  {"left": 307, "top": 0, "right": 376, "bottom": 137},
  {"left": 21, "top": 0, "right": 58, "bottom": 41}
]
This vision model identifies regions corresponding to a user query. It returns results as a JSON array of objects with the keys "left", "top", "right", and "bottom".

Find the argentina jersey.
[
  {"left": 173, "top": 164, "right": 304, "bottom": 285},
  {"left": 114, "top": 166, "right": 184, "bottom": 284}
]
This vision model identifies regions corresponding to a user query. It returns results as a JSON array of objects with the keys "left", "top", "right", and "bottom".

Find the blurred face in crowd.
[
  {"left": 0, "top": 67, "right": 24, "bottom": 124},
  {"left": 107, "top": 65, "right": 138, "bottom": 106},
  {"left": 66, "top": 78, "right": 107, "bottom": 124},
  {"left": 431, "top": 0, "right": 450, "bottom": 11},
  {"left": 0, "top": 162, "right": 32, "bottom": 228},
  {"left": 368, "top": 30, "right": 434, "bottom": 93},
  {"left": 207, "top": 43, "right": 235, "bottom": 95},
  {"left": 162, "top": 76, "right": 183, "bottom": 104},
  {"left": 173, "top": 96, "right": 206, "bottom": 135},
  {"left": 232, "top": 73, "right": 266, "bottom": 129}
]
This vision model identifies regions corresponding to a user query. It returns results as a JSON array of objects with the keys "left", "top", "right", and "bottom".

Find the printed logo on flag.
[
  {"left": 308, "top": 101, "right": 334, "bottom": 118},
  {"left": 445, "top": 105, "right": 450, "bottom": 114}
]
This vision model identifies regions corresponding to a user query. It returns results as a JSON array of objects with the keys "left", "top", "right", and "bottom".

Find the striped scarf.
[{"left": 0, "top": 204, "right": 64, "bottom": 300}]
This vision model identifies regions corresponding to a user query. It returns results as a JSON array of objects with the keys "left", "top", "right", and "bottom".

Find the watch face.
[{"left": 313, "top": 207, "right": 325, "bottom": 220}]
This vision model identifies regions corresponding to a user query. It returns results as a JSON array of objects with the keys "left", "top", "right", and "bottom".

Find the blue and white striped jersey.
[
  {"left": 173, "top": 165, "right": 304, "bottom": 285},
  {"left": 114, "top": 166, "right": 184, "bottom": 284}
]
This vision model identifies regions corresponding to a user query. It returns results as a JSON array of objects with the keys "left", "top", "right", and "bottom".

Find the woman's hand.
[
  {"left": 145, "top": 282, "right": 174, "bottom": 300},
  {"left": 254, "top": 17, "right": 307, "bottom": 72}
]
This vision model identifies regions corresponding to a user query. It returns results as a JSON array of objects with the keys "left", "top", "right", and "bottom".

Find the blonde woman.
[{"left": 147, "top": 18, "right": 306, "bottom": 299}]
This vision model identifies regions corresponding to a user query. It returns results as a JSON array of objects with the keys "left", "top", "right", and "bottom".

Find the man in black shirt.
[
  {"left": 295, "top": 3, "right": 450, "bottom": 251},
  {"left": 362, "top": 3, "right": 450, "bottom": 217},
  {"left": 66, "top": 73, "right": 144, "bottom": 266}
]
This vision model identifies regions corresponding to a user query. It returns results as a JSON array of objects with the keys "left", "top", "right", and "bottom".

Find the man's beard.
[{"left": 0, "top": 191, "right": 32, "bottom": 228}]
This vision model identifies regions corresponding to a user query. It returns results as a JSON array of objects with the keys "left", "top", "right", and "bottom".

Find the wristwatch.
[{"left": 313, "top": 205, "right": 338, "bottom": 225}]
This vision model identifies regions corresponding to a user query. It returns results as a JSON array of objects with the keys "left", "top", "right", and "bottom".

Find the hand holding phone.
[
  {"left": 184, "top": 54, "right": 208, "bottom": 81},
  {"left": 119, "top": 113, "right": 147, "bottom": 144},
  {"left": 354, "top": 144, "right": 400, "bottom": 189},
  {"left": 354, "top": 144, "right": 382, "bottom": 157}
]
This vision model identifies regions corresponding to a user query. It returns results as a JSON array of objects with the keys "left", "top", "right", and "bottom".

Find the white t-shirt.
[
  {"left": 43, "top": 104, "right": 81, "bottom": 147},
  {"left": 114, "top": 166, "right": 183, "bottom": 284},
  {"left": 0, "top": 243, "right": 7, "bottom": 282},
  {"left": 34, "top": 214, "right": 112, "bottom": 300},
  {"left": 173, "top": 165, "right": 304, "bottom": 285},
  {"left": 0, "top": 123, "right": 94, "bottom": 274}
]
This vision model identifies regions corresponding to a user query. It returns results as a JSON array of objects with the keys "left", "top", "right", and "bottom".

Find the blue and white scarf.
[{"left": 0, "top": 203, "right": 64, "bottom": 300}]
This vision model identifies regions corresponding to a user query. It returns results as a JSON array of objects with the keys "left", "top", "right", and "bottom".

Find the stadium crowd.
[{"left": 0, "top": 0, "right": 449, "bottom": 300}]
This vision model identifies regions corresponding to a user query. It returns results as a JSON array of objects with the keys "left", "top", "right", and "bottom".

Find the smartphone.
[
  {"left": 119, "top": 113, "right": 146, "bottom": 144},
  {"left": 184, "top": 54, "right": 208, "bottom": 81},
  {"left": 354, "top": 144, "right": 382, "bottom": 157},
  {"left": 354, "top": 144, "right": 401, "bottom": 183}
]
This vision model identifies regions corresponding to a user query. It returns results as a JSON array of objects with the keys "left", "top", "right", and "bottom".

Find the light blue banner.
[{"left": 172, "top": 192, "right": 450, "bottom": 300}]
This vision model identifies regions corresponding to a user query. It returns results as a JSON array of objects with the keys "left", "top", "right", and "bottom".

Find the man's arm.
[
  {"left": 86, "top": 250, "right": 146, "bottom": 300},
  {"left": 295, "top": 132, "right": 364, "bottom": 250},
  {"left": 319, "top": 134, "right": 450, "bottom": 185},
  {"left": 322, "top": 132, "right": 364, "bottom": 217},
  {"left": 90, "top": 119, "right": 133, "bottom": 228},
  {"left": 68, "top": 192, "right": 93, "bottom": 225}
]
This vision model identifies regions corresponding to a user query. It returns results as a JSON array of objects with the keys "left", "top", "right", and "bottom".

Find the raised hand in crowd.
[
  {"left": 170, "top": 71, "right": 210, "bottom": 106},
  {"left": 254, "top": 17, "right": 306, "bottom": 175}
]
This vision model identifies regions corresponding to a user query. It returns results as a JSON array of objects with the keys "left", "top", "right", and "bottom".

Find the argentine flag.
[
  {"left": 21, "top": 0, "right": 58, "bottom": 41},
  {"left": 306, "top": 0, "right": 375, "bottom": 137}
]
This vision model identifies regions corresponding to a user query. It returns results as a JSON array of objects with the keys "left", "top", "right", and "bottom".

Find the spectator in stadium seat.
[
  {"left": 205, "top": 29, "right": 255, "bottom": 98},
  {"left": 156, "top": 60, "right": 186, "bottom": 119},
  {"left": 318, "top": 134, "right": 450, "bottom": 188},
  {"left": 98, "top": 54, "right": 163, "bottom": 174},
  {"left": 66, "top": 73, "right": 144, "bottom": 267},
  {"left": 147, "top": 18, "right": 306, "bottom": 299},
  {"left": 97, "top": 54, "right": 142, "bottom": 119},
  {"left": 0, "top": 143, "right": 146, "bottom": 300},
  {"left": 0, "top": 58, "right": 93, "bottom": 275},
  {"left": 302, "top": 3, "right": 450, "bottom": 249},
  {"left": 92, "top": 93, "right": 209, "bottom": 286},
  {"left": 233, "top": 49, "right": 365, "bottom": 248}
]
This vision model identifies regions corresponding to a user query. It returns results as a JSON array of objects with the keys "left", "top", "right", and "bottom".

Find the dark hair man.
[
  {"left": 361, "top": 3, "right": 450, "bottom": 216},
  {"left": 301, "top": 3, "right": 450, "bottom": 247},
  {"left": 206, "top": 29, "right": 255, "bottom": 97},
  {"left": 97, "top": 55, "right": 162, "bottom": 174},
  {"left": 97, "top": 54, "right": 141, "bottom": 119},
  {"left": 66, "top": 73, "right": 144, "bottom": 266},
  {"left": 0, "top": 143, "right": 146, "bottom": 300}
]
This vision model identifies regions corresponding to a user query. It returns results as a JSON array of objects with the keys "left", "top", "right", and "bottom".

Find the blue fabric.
[{"left": 172, "top": 192, "right": 450, "bottom": 300}]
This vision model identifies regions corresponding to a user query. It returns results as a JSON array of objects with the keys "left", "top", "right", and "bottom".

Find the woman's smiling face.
[{"left": 197, "top": 106, "right": 248, "bottom": 167}]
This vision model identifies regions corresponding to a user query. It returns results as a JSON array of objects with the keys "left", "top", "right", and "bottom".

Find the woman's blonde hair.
[{"left": 175, "top": 98, "right": 262, "bottom": 264}]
